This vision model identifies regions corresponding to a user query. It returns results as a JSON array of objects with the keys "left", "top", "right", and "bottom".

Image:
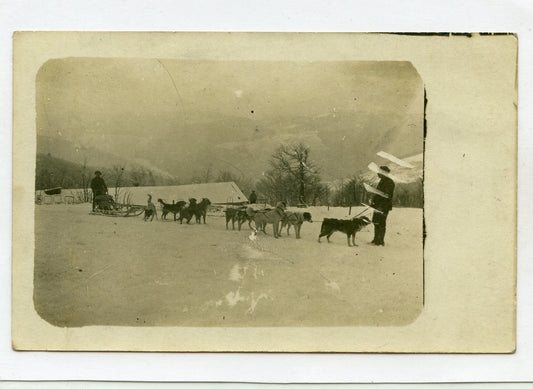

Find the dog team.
[
  {"left": 145, "top": 195, "right": 371, "bottom": 247},
  {"left": 144, "top": 196, "right": 211, "bottom": 224},
  {"left": 95, "top": 159, "right": 395, "bottom": 247},
  {"left": 225, "top": 201, "right": 372, "bottom": 247}
]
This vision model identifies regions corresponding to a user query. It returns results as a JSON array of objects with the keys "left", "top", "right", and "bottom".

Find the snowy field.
[{"left": 34, "top": 204, "right": 424, "bottom": 327}]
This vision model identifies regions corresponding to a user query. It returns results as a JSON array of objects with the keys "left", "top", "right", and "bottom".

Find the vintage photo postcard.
[{"left": 12, "top": 32, "right": 516, "bottom": 352}]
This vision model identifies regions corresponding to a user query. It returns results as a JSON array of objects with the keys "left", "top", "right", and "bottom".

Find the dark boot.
[
  {"left": 372, "top": 225, "right": 383, "bottom": 246},
  {"left": 377, "top": 225, "right": 386, "bottom": 246},
  {"left": 371, "top": 225, "right": 379, "bottom": 244}
]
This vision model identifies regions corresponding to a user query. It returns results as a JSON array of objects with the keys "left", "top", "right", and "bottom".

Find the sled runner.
[{"left": 90, "top": 194, "right": 145, "bottom": 217}]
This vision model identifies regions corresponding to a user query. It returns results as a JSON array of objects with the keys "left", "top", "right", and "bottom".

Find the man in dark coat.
[
  {"left": 90, "top": 170, "right": 108, "bottom": 211},
  {"left": 371, "top": 165, "right": 395, "bottom": 246},
  {"left": 249, "top": 190, "right": 258, "bottom": 204}
]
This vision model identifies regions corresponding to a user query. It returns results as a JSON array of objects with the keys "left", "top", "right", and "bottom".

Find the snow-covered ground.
[{"left": 34, "top": 204, "right": 424, "bottom": 327}]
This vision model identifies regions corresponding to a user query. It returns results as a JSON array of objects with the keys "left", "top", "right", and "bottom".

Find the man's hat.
[
  {"left": 379, "top": 166, "right": 390, "bottom": 173},
  {"left": 94, "top": 170, "right": 102, "bottom": 176}
]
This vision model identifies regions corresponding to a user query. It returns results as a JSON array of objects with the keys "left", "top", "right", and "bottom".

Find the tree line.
[
  {"left": 331, "top": 175, "right": 424, "bottom": 208},
  {"left": 36, "top": 145, "right": 423, "bottom": 208},
  {"left": 35, "top": 153, "right": 179, "bottom": 194},
  {"left": 35, "top": 153, "right": 255, "bottom": 203},
  {"left": 254, "top": 143, "right": 423, "bottom": 208}
]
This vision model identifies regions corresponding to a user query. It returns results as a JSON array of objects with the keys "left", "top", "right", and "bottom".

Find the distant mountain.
[
  {"left": 37, "top": 135, "right": 178, "bottom": 182},
  {"left": 35, "top": 153, "right": 89, "bottom": 190},
  {"left": 35, "top": 152, "right": 179, "bottom": 191},
  {"left": 144, "top": 110, "right": 421, "bottom": 182},
  {"left": 37, "top": 108, "right": 423, "bottom": 184},
  {"left": 162, "top": 109, "right": 424, "bottom": 181}
]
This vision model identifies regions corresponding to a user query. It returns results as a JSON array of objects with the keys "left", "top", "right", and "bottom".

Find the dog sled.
[{"left": 90, "top": 194, "right": 145, "bottom": 217}]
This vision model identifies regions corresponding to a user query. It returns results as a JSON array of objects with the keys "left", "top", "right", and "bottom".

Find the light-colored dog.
[
  {"left": 281, "top": 211, "right": 313, "bottom": 239},
  {"left": 247, "top": 205, "right": 285, "bottom": 238}
]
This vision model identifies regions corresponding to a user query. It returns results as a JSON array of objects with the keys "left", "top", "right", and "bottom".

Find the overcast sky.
[
  {"left": 36, "top": 58, "right": 424, "bottom": 179},
  {"left": 37, "top": 58, "right": 422, "bottom": 138}
]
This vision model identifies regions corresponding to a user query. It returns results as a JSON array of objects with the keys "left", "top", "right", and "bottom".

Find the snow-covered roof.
[{"left": 57, "top": 181, "right": 248, "bottom": 205}]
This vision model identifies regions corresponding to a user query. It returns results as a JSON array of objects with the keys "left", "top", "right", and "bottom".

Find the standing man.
[
  {"left": 371, "top": 166, "right": 395, "bottom": 246},
  {"left": 90, "top": 170, "right": 108, "bottom": 211},
  {"left": 249, "top": 190, "right": 257, "bottom": 204}
]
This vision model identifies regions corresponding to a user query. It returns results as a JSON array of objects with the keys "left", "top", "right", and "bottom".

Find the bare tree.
[
  {"left": 217, "top": 170, "right": 235, "bottom": 183},
  {"left": 258, "top": 143, "right": 327, "bottom": 205},
  {"left": 270, "top": 143, "right": 319, "bottom": 204},
  {"left": 331, "top": 173, "right": 368, "bottom": 207},
  {"left": 192, "top": 164, "right": 213, "bottom": 184},
  {"left": 80, "top": 156, "right": 90, "bottom": 202},
  {"left": 203, "top": 163, "right": 213, "bottom": 183},
  {"left": 108, "top": 165, "right": 125, "bottom": 203}
]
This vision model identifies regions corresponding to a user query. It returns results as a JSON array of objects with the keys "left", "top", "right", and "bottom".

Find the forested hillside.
[{"left": 35, "top": 153, "right": 179, "bottom": 191}]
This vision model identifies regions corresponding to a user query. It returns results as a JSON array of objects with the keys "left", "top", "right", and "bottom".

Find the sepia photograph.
[
  {"left": 12, "top": 32, "right": 516, "bottom": 353},
  {"left": 33, "top": 58, "right": 424, "bottom": 328}
]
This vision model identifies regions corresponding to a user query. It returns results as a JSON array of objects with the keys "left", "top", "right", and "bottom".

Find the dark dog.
[
  {"left": 179, "top": 198, "right": 198, "bottom": 224},
  {"left": 281, "top": 211, "right": 313, "bottom": 239},
  {"left": 144, "top": 208, "right": 155, "bottom": 221},
  {"left": 179, "top": 198, "right": 211, "bottom": 224},
  {"left": 158, "top": 199, "right": 186, "bottom": 221},
  {"left": 225, "top": 206, "right": 253, "bottom": 230},
  {"left": 225, "top": 207, "right": 241, "bottom": 230},
  {"left": 237, "top": 209, "right": 254, "bottom": 230},
  {"left": 318, "top": 216, "right": 372, "bottom": 246},
  {"left": 144, "top": 194, "right": 158, "bottom": 222},
  {"left": 195, "top": 198, "right": 211, "bottom": 224}
]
